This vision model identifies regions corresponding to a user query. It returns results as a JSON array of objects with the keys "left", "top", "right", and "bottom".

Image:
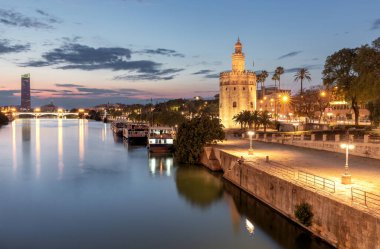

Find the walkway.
[{"left": 216, "top": 137, "right": 380, "bottom": 214}]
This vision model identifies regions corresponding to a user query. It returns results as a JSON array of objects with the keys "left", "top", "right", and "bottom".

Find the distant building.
[
  {"left": 40, "top": 102, "right": 58, "bottom": 112},
  {"left": 21, "top": 74, "right": 31, "bottom": 110},
  {"left": 219, "top": 39, "right": 257, "bottom": 128},
  {"left": 257, "top": 87, "right": 292, "bottom": 120}
]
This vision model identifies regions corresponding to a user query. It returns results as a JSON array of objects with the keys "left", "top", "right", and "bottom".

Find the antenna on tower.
[{"left": 252, "top": 59, "right": 255, "bottom": 68}]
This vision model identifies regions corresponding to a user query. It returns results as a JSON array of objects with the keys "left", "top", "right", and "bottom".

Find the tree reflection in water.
[{"left": 175, "top": 166, "right": 223, "bottom": 208}]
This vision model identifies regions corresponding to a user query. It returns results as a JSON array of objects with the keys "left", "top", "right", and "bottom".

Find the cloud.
[
  {"left": 0, "top": 39, "right": 30, "bottom": 54},
  {"left": 192, "top": 69, "right": 213, "bottom": 75},
  {"left": 35, "top": 9, "right": 62, "bottom": 24},
  {"left": 0, "top": 89, "right": 19, "bottom": 97},
  {"left": 283, "top": 64, "right": 321, "bottom": 74},
  {"left": 22, "top": 42, "right": 184, "bottom": 80},
  {"left": 114, "top": 68, "right": 184, "bottom": 81},
  {"left": 55, "top": 83, "right": 84, "bottom": 88},
  {"left": 137, "top": 48, "right": 185, "bottom": 57},
  {"left": 204, "top": 74, "right": 219, "bottom": 79},
  {"left": 0, "top": 9, "right": 57, "bottom": 29},
  {"left": 371, "top": 18, "right": 380, "bottom": 30},
  {"left": 278, "top": 51, "right": 302, "bottom": 60}
]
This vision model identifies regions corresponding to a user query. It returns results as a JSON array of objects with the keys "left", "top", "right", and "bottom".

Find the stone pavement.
[{"left": 215, "top": 137, "right": 380, "bottom": 214}]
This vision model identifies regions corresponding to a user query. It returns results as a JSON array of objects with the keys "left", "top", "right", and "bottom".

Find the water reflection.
[
  {"left": 12, "top": 120, "right": 17, "bottom": 173},
  {"left": 223, "top": 181, "right": 334, "bottom": 249},
  {"left": 148, "top": 154, "right": 173, "bottom": 176},
  {"left": 35, "top": 119, "right": 41, "bottom": 177},
  {"left": 79, "top": 119, "right": 85, "bottom": 167},
  {"left": 58, "top": 118, "right": 64, "bottom": 179},
  {"left": 175, "top": 166, "right": 223, "bottom": 208}
]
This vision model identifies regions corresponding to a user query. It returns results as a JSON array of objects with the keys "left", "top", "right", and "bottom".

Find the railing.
[
  {"left": 297, "top": 170, "right": 336, "bottom": 193},
  {"left": 351, "top": 188, "right": 380, "bottom": 209},
  {"left": 369, "top": 135, "right": 380, "bottom": 144},
  {"left": 266, "top": 162, "right": 296, "bottom": 179}
]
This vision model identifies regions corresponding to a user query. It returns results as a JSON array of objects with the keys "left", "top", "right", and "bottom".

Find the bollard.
[{"left": 266, "top": 155, "right": 269, "bottom": 162}]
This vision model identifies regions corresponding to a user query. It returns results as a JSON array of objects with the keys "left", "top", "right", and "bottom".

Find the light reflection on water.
[{"left": 0, "top": 119, "right": 334, "bottom": 249}]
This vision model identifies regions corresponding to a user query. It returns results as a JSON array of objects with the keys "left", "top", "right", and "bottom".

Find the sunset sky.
[{"left": 0, "top": 0, "right": 379, "bottom": 108}]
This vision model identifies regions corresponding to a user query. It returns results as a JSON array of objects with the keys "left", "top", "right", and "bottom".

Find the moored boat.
[
  {"left": 111, "top": 121, "right": 127, "bottom": 136},
  {"left": 123, "top": 123, "right": 149, "bottom": 145},
  {"left": 148, "top": 126, "right": 175, "bottom": 153}
]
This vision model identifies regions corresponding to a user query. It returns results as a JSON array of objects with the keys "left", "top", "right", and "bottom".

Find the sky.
[{"left": 0, "top": 0, "right": 379, "bottom": 108}]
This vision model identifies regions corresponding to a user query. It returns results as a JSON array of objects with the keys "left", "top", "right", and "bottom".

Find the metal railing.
[
  {"left": 351, "top": 188, "right": 380, "bottom": 208},
  {"left": 266, "top": 162, "right": 296, "bottom": 179},
  {"left": 297, "top": 170, "right": 336, "bottom": 193}
]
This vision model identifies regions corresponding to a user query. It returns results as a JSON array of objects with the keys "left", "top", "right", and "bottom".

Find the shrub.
[
  {"left": 294, "top": 202, "right": 314, "bottom": 227},
  {"left": 0, "top": 112, "right": 9, "bottom": 126}
]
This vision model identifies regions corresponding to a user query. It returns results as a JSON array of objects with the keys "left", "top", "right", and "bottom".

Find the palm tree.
[
  {"left": 259, "top": 111, "right": 272, "bottom": 132},
  {"left": 272, "top": 73, "right": 279, "bottom": 90},
  {"left": 252, "top": 110, "right": 261, "bottom": 130},
  {"left": 233, "top": 112, "right": 244, "bottom": 129},
  {"left": 275, "top": 66, "right": 284, "bottom": 90},
  {"left": 294, "top": 68, "right": 311, "bottom": 95},
  {"left": 259, "top": 70, "right": 269, "bottom": 98}
]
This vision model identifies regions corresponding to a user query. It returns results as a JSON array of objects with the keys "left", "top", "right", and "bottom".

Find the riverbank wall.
[{"left": 201, "top": 147, "right": 380, "bottom": 249}]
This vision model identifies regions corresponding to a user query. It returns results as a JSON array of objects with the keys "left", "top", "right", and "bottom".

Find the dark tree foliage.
[
  {"left": 175, "top": 116, "right": 225, "bottom": 164},
  {"left": 367, "top": 99, "right": 380, "bottom": 126},
  {"left": 323, "top": 37, "right": 380, "bottom": 125},
  {"left": 0, "top": 112, "right": 9, "bottom": 126},
  {"left": 88, "top": 110, "right": 102, "bottom": 121}
]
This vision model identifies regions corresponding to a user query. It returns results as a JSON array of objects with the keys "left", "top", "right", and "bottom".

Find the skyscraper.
[{"left": 21, "top": 74, "right": 31, "bottom": 110}]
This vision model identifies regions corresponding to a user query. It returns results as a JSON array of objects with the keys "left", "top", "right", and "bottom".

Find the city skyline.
[{"left": 0, "top": 0, "right": 379, "bottom": 108}]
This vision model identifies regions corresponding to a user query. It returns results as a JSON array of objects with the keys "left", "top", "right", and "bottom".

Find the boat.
[
  {"left": 123, "top": 123, "right": 149, "bottom": 145},
  {"left": 111, "top": 121, "right": 127, "bottom": 136},
  {"left": 147, "top": 126, "right": 175, "bottom": 153}
]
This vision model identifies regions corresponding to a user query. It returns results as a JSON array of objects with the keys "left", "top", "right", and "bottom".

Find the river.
[{"left": 0, "top": 119, "right": 334, "bottom": 249}]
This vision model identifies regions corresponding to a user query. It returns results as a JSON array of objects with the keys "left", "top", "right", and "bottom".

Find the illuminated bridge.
[{"left": 13, "top": 112, "right": 80, "bottom": 118}]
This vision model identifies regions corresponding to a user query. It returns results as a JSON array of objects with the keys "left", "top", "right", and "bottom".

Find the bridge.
[{"left": 13, "top": 112, "right": 80, "bottom": 118}]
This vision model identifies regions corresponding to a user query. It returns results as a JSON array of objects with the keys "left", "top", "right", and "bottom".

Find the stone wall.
[{"left": 202, "top": 147, "right": 380, "bottom": 249}]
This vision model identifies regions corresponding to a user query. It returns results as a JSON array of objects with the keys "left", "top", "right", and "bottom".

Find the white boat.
[{"left": 148, "top": 127, "right": 175, "bottom": 153}]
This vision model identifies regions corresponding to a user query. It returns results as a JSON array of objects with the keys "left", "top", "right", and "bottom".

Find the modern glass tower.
[{"left": 21, "top": 74, "right": 31, "bottom": 110}]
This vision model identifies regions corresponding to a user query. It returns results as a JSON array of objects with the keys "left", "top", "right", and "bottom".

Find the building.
[
  {"left": 219, "top": 39, "right": 257, "bottom": 128},
  {"left": 257, "top": 86, "right": 292, "bottom": 120},
  {"left": 40, "top": 102, "right": 58, "bottom": 112},
  {"left": 21, "top": 74, "right": 31, "bottom": 110}
]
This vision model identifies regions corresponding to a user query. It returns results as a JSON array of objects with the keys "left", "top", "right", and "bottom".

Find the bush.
[
  {"left": 175, "top": 116, "right": 225, "bottom": 164},
  {"left": 294, "top": 202, "right": 314, "bottom": 227}
]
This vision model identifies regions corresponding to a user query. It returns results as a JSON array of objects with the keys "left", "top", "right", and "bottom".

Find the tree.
[
  {"left": 259, "top": 111, "right": 272, "bottom": 132},
  {"left": 257, "top": 70, "right": 269, "bottom": 99},
  {"left": 367, "top": 99, "right": 380, "bottom": 126},
  {"left": 272, "top": 73, "right": 279, "bottom": 89},
  {"left": 233, "top": 112, "right": 245, "bottom": 129},
  {"left": 294, "top": 68, "right": 311, "bottom": 95},
  {"left": 323, "top": 48, "right": 362, "bottom": 125},
  {"left": 252, "top": 110, "right": 261, "bottom": 130},
  {"left": 175, "top": 116, "right": 225, "bottom": 164},
  {"left": 0, "top": 112, "right": 9, "bottom": 126},
  {"left": 275, "top": 66, "right": 284, "bottom": 89}
]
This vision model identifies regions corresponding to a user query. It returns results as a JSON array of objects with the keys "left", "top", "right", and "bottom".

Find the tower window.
[
  {"left": 233, "top": 102, "right": 237, "bottom": 108},
  {"left": 250, "top": 102, "right": 253, "bottom": 108},
  {"left": 243, "top": 87, "right": 245, "bottom": 90},
  {"left": 226, "top": 87, "right": 228, "bottom": 91},
  {"left": 234, "top": 87, "right": 236, "bottom": 90}
]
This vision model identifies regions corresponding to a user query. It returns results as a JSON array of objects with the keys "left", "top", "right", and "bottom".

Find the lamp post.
[
  {"left": 247, "top": 131, "right": 254, "bottom": 155},
  {"left": 340, "top": 142, "right": 354, "bottom": 184}
]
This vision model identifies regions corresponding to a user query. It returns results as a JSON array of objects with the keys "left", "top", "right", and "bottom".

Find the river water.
[{"left": 0, "top": 119, "right": 334, "bottom": 249}]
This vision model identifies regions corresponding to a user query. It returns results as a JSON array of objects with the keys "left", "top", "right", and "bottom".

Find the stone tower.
[{"left": 219, "top": 39, "right": 257, "bottom": 129}]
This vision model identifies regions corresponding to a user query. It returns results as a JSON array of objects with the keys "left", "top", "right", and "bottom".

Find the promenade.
[{"left": 215, "top": 137, "right": 380, "bottom": 214}]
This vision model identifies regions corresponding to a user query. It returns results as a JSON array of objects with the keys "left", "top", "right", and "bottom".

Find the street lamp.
[
  {"left": 340, "top": 143, "right": 355, "bottom": 184},
  {"left": 247, "top": 131, "right": 255, "bottom": 155}
]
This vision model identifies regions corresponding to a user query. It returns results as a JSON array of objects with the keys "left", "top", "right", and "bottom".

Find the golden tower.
[{"left": 219, "top": 39, "right": 257, "bottom": 129}]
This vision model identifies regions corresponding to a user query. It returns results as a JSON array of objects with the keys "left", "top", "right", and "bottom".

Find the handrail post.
[
  {"left": 351, "top": 188, "right": 353, "bottom": 200},
  {"left": 364, "top": 191, "right": 367, "bottom": 206}
]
